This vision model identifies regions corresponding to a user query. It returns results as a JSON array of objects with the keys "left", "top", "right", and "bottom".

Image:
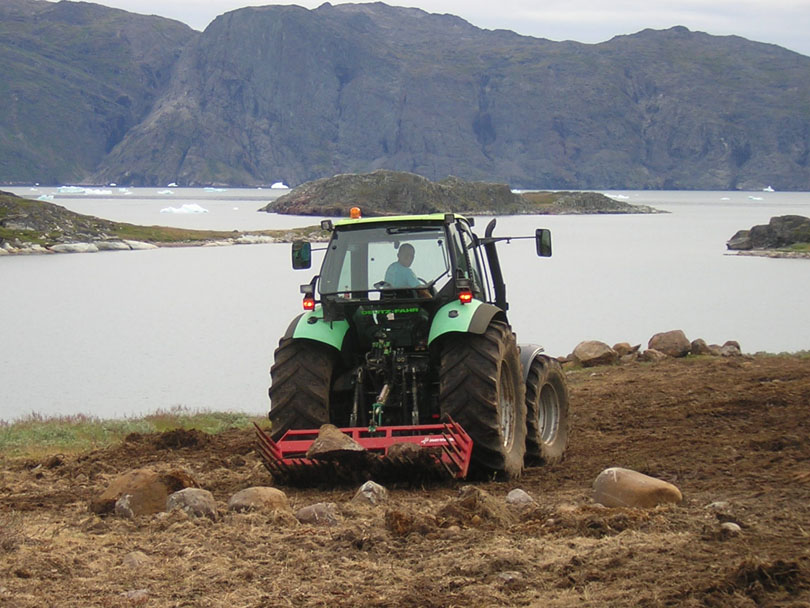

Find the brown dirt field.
[{"left": 2, "top": 355, "right": 809, "bottom": 607}]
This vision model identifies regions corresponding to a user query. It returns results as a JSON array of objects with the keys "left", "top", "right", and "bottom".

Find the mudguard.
[
  {"left": 427, "top": 300, "right": 504, "bottom": 346},
  {"left": 519, "top": 343, "right": 546, "bottom": 382},
  {"left": 283, "top": 307, "right": 350, "bottom": 351}
]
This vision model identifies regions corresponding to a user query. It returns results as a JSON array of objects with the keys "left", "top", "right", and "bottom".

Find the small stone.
[
  {"left": 306, "top": 424, "right": 366, "bottom": 460},
  {"left": 505, "top": 489, "right": 534, "bottom": 505},
  {"left": 352, "top": 481, "right": 388, "bottom": 505},
  {"left": 166, "top": 488, "right": 218, "bottom": 520},
  {"left": 122, "top": 551, "right": 151, "bottom": 569},
  {"left": 719, "top": 522, "right": 742, "bottom": 536},
  {"left": 115, "top": 494, "right": 136, "bottom": 519},
  {"left": 592, "top": 467, "right": 682, "bottom": 508},
  {"left": 228, "top": 487, "right": 292, "bottom": 513},
  {"left": 498, "top": 571, "right": 523, "bottom": 583},
  {"left": 296, "top": 502, "right": 341, "bottom": 526}
]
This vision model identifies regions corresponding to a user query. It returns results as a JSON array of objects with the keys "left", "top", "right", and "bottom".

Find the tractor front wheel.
[
  {"left": 525, "top": 355, "right": 570, "bottom": 465},
  {"left": 268, "top": 338, "right": 334, "bottom": 440},
  {"left": 439, "top": 321, "right": 527, "bottom": 479}
]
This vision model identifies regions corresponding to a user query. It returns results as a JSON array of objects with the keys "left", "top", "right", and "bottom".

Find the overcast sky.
[{"left": 73, "top": 0, "right": 810, "bottom": 57}]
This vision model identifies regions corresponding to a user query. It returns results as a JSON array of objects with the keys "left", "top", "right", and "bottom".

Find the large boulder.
[
  {"left": 572, "top": 341, "right": 618, "bottom": 367},
  {"left": 648, "top": 330, "right": 691, "bottom": 358},
  {"left": 592, "top": 467, "right": 683, "bottom": 508},
  {"left": 90, "top": 468, "right": 197, "bottom": 516},
  {"left": 306, "top": 424, "right": 366, "bottom": 460}
]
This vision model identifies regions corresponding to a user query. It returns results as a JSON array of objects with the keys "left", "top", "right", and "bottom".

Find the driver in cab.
[{"left": 384, "top": 243, "right": 420, "bottom": 288}]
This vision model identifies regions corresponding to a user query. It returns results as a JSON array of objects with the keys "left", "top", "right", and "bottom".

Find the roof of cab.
[{"left": 333, "top": 212, "right": 469, "bottom": 228}]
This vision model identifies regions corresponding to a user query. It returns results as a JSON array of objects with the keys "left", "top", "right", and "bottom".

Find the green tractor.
[{"left": 255, "top": 209, "right": 569, "bottom": 483}]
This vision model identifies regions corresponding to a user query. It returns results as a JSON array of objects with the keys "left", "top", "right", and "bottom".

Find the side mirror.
[
  {"left": 535, "top": 229, "right": 552, "bottom": 257},
  {"left": 292, "top": 240, "right": 312, "bottom": 269}
]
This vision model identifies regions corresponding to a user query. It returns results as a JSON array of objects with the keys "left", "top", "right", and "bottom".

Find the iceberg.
[
  {"left": 204, "top": 187, "right": 227, "bottom": 192},
  {"left": 160, "top": 203, "right": 209, "bottom": 214},
  {"left": 271, "top": 182, "right": 289, "bottom": 189},
  {"left": 157, "top": 189, "right": 174, "bottom": 195},
  {"left": 57, "top": 185, "right": 86, "bottom": 194},
  {"left": 763, "top": 186, "right": 775, "bottom": 192},
  {"left": 167, "top": 182, "right": 178, "bottom": 187},
  {"left": 84, "top": 188, "right": 113, "bottom": 195},
  {"left": 37, "top": 194, "right": 55, "bottom": 202}
]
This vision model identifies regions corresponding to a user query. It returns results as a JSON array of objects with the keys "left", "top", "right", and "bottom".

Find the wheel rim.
[
  {"left": 499, "top": 364, "right": 517, "bottom": 450},
  {"left": 538, "top": 382, "right": 560, "bottom": 444}
]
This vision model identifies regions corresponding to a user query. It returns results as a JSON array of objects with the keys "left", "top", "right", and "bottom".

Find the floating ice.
[
  {"left": 157, "top": 189, "right": 174, "bottom": 195},
  {"left": 57, "top": 185, "right": 86, "bottom": 194},
  {"left": 720, "top": 197, "right": 731, "bottom": 201},
  {"left": 204, "top": 187, "right": 227, "bottom": 192},
  {"left": 763, "top": 186, "right": 775, "bottom": 192},
  {"left": 37, "top": 194, "right": 54, "bottom": 202},
  {"left": 160, "top": 203, "right": 209, "bottom": 214},
  {"left": 604, "top": 193, "right": 630, "bottom": 200},
  {"left": 748, "top": 196, "right": 764, "bottom": 201},
  {"left": 167, "top": 182, "right": 178, "bottom": 188},
  {"left": 271, "top": 182, "right": 288, "bottom": 189},
  {"left": 84, "top": 188, "right": 113, "bottom": 195}
]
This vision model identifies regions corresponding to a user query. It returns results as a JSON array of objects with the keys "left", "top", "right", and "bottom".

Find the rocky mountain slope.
[
  {"left": 0, "top": 0, "right": 194, "bottom": 184},
  {"left": 2, "top": 1, "right": 810, "bottom": 190}
]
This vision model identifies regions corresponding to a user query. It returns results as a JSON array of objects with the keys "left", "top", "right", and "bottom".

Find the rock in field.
[
  {"left": 228, "top": 487, "right": 292, "bottom": 513},
  {"left": 592, "top": 467, "right": 683, "bottom": 508},
  {"left": 90, "top": 468, "right": 197, "bottom": 516},
  {"left": 166, "top": 488, "right": 218, "bottom": 520},
  {"left": 352, "top": 481, "right": 388, "bottom": 506},
  {"left": 306, "top": 424, "right": 366, "bottom": 460},
  {"left": 296, "top": 502, "right": 341, "bottom": 526},
  {"left": 505, "top": 488, "right": 534, "bottom": 505},
  {"left": 648, "top": 330, "right": 691, "bottom": 358},
  {"left": 572, "top": 341, "right": 618, "bottom": 367}
]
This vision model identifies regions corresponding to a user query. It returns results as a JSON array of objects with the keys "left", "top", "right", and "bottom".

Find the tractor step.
[{"left": 254, "top": 418, "right": 473, "bottom": 486}]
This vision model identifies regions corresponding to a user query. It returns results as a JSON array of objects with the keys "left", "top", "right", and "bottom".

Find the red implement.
[{"left": 254, "top": 418, "right": 473, "bottom": 485}]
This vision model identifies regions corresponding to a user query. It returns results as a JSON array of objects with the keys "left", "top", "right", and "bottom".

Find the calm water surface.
[{"left": 1, "top": 188, "right": 808, "bottom": 422}]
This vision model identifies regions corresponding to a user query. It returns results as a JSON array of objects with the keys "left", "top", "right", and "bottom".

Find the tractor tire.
[
  {"left": 525, "top": 355, "right": 570, "bottom": 465},
  {"left": 268, "top": 338, "right": 334, "bottom": 441},
  {"left": 439, "top": 320, "right": 527, "bottom": 479}
]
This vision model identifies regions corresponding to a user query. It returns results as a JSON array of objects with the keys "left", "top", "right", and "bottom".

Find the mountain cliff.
[
  {"left": 0, "top": 0, "right": 194, "bottom": 183},
  {"left": 2, "top": 1, "right": 810, "bottom": 190}
]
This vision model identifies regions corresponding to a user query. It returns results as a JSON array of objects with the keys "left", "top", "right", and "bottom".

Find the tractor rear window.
[{"left": 319, "top": 225, "right": 451, "bottom": 296}]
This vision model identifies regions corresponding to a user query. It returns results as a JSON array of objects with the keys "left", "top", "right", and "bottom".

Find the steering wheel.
[{"left": 374, "top": 280, "right": 393, "bottom": 290}]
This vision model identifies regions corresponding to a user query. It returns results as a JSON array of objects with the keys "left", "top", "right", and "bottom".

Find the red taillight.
[
  {"left": 458, "top": 289, "right": 473, "bottom": 304},
  {"left": 303, "top": 297, "right": 315, "bottom": 311}
]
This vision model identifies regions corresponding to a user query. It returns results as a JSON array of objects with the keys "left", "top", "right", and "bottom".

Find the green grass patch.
[{"left": 0, "top": 409, "right": 263, "bottom": 459}]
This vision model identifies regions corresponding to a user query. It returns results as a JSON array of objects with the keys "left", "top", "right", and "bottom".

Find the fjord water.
[{"left": 2, "top": 189, "right": 809, "bottom": 422}]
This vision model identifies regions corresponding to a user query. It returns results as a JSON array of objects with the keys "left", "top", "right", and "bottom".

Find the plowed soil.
[{"left": 2, "top": 355, "right": 809, "bottom": 607}]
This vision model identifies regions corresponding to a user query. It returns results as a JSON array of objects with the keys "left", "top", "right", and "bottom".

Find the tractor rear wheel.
[
  {"left": 525, "top": 355, "right": 569, "bottom": 465},
  {"left": 268, "top": 338, "right": 334, "bottom": 441},
  {"left": 439, "top": 320, "right": 527, "bottom": 479}
]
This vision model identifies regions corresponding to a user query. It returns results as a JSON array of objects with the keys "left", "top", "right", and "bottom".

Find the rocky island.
[
  {"left": 726, "top": 215, "right": 810, "bottom": 258},
  {"left": 261, "top": 171, "right": 662, "bottom": 216}
]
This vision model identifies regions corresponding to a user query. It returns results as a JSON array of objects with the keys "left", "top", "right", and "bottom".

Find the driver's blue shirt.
[{"left": 384, "top": 262, "right": 420, "bottom": 287}]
